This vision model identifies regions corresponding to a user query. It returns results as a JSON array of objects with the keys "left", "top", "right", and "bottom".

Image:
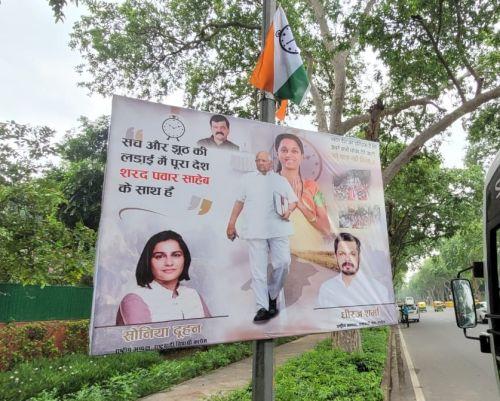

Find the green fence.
[{"left": 0, "top": 284, "right": 93, "bottom": 322}]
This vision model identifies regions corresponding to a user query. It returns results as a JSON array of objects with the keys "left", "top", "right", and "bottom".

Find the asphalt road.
[{"left": 400, "top": 308, "right": 499, "bottom": 401}]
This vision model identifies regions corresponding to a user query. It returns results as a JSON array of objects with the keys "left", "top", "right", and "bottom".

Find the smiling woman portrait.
[
  {"left": 116, "top": 230, "right": 209, "bottom": 325},
  {"left": 274, "top": 133, "right": 333, "bottom": 251}
]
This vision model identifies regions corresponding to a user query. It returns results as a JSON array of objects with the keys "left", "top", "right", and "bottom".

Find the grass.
[
  {"left": 2, "top": 328, "right": 387, "bottom": 401},
  {"left": 1, "top": 337, "right": 297, "bottom": 401},
  {"left": 208, "top": 327, "right": 389, "bottom": 401},
  {"left": 0, "top": 351, "right": 163, "bottom": 401}
]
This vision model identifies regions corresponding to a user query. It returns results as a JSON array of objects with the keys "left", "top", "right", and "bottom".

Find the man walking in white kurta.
[{"left": 226, "top": 151, "right": 298, "bottom": 322}]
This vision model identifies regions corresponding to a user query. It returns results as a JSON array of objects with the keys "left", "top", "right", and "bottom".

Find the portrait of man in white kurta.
[{"left": 226, "top": 151, "right": 298, "bottom": 322}]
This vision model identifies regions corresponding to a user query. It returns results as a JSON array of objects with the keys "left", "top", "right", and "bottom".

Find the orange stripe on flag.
[
  {"left": 249, "top": 22, "right": 275, "bottom": 93},
  {"left": 275, "top": 99, "right": 288, "bottom": 121}
]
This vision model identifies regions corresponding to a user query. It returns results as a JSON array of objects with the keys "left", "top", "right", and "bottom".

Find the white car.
[
  {"left": 407, "top": 304, "right": 420, "bottom": 322},
  {"left": 476, "top": 302, "right": 487, "bottom": 323}
]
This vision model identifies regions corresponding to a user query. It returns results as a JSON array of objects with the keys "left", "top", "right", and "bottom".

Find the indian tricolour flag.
[{"left": 250, "top": 6, "right": 309, "bottom": 120}]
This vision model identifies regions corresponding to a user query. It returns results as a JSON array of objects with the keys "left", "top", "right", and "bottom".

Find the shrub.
[
  {"left": 61, "top": 320, "right": 89, "bottom": 355},
  {"left": 0, "top": 323, "right": 59, "bottom": 370},
  {"left": 0, "top": 320, "right": 91, "bottom": 371}
]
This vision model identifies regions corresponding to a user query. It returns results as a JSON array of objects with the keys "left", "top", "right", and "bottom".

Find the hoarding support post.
[
  {"left": 252, "top": 339, "right": 274, "bottom": 401},
  {"left": 251, "top": 1, "right": 276, "bottom": 401}
]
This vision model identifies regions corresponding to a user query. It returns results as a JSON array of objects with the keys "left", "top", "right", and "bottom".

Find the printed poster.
[{"left": 90, "top": 95, "right": 397, "bottom": 355}]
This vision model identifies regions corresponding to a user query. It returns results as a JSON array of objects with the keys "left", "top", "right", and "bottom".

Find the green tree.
[
  {"left": 46, "top": 0, "right": 79, "bottom": 22},
  {"left": 70, "top": 0, "right": 499, "bottom": 185},
  {"left": 465, "top": 104, "right": 500, "bottom": 169},
  {"left": 0, "top": 117, "right": 106, "bottom": 285},
  {"left": 399, "top": 157, "right": 484, "bottom": 300},
  {"left": 56, "top": 116, "right": 109, "bottom": 230},
  {"left": 385, "top": 145, "right": 483, "bottom": 286},
  {"left": 0, "top": 179, "right": 96, "bottom": 285},
  {"left": 403, "top": 219, "right": 484, "bottom": 302},
  {"left": 0, "top": 121, "right": 56, "bottom": 185},
  {"left": 404, "top": 257, "right": 446, "bottom": 301},
  {"left": 58, "top": 116, "right": 108, "bottom": 164},
  {"left": 68, "top": 0, "right": 496, "bottom": 274},
  {"left": 68, "top": 0, "right": 498, "bottom": 352}
]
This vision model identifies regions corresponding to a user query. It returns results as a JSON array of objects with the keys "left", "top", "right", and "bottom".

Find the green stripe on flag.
[{"left": 275, "top": 66, "right": 309, "bottom": 104}]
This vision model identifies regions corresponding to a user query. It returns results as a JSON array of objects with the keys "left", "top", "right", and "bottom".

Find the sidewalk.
[{"left": 140, "top": 333, "right": 330, "bottom": 401}]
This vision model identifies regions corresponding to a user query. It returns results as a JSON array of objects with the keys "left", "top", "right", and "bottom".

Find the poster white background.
[{"left": 90, "top": 96, "right": 397, "bottom": 355}]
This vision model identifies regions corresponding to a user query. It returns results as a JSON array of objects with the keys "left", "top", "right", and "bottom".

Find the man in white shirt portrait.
[
  {"left": 317, "top": 232, "right": 391, "bottom": 308},
  {"left": 226, "top": 151, "right": 298, "bottom": 323}
]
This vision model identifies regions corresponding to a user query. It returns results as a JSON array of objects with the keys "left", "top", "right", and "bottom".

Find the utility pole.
[{"left": 252, "top": 1, "right": 276, "bottom": 401}]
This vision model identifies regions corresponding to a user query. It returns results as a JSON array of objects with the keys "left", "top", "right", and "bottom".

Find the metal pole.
[
  {"left": 252, "top": 339, "right": 274, "bottom": 400},
  {"left": 260, "top": 0, "right": 276, "bottom": 124},
  {"left": 252, "top": 1, "right": 276, "bottom": 401}
]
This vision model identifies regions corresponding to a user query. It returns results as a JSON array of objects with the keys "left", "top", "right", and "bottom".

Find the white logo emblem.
[{"left": 495, "top": 177, "right": 500, "bottom": 199}]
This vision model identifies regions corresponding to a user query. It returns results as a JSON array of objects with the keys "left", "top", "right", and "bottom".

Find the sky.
[
  {"left": 0, "top": 1, "right": 111, "bottom": 133},
  {"left": 0, "top": 0, "right": 467, "bottom": 167}
]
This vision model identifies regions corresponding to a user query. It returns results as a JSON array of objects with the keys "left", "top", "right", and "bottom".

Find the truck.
[{"left": 451, "top": 149, "right": 500, "bottom": 390}]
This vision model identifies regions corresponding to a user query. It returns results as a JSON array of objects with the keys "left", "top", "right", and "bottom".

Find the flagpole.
[
  {"left": 252, "top": 1, "right": 276, "bottom": 401},
  {"left": 259, "top": 0, "right": 276, "bottom": 123}
]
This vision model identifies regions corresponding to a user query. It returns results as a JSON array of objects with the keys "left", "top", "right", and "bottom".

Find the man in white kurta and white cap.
[{"left": 226, "top": 151, "right": 297, "bottom": 323}]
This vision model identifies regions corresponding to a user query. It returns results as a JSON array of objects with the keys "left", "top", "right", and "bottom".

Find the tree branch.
[
  {"left": 382, "top": 85, "right": 500, "bottom": 186},
  {"left": 307, "top": 0, "right": 342, "bottom": 132},
  {"left": 452, "top": 0, "right": 483, "bottom": 95},
  {"left": 161, "top": 20, "right": 260, "bottom": 58},
  {"left": 202, "top": 21, "right": 260, "bottom": 32},
  {"left": 305, "top": 55, "right": 328, "bottom": 132},
  {"left": 411, "top": 14, "right": 466, "bottom": 103},
  {"left": 436, "top": 0, "right": 444, "bottom": 40},
  {"left": 307, "top": 0, "right": 336, "bottom": 54},
  {"left": 333, "top": 0, "right": 377, "bottom": 133},
  {"left": 392, "top": 208, "right": 412, "bottom": 242},
  {"left": 307, "top": 0, "right": 377, "bottom": 134},
  {"left": 348, "top": 0, "right": 377, "bottom": 49},
  {"left": 340, "top": 96, "right": 445, "bottom": 133}
]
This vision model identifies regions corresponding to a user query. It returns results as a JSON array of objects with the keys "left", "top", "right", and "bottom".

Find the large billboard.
[{"left": 89, "top": 95, "right": 397, "bottom": 355}]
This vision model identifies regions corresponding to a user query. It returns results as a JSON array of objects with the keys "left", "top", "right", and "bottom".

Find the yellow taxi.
[
  {"left": 433, "top": 301, "right": 445, "bottom": 311},
  {"left": 417, "top": 301, "right": 427, "bottom": 312}
]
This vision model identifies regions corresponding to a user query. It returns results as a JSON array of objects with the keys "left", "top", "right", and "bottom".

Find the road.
[{"left": 399, "top": 308, "right": 498, "bottom": 401}]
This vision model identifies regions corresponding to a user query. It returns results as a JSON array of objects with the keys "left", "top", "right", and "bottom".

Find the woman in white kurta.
[{"left": 116, "top": 230, "right": 209, "bottom": 325}]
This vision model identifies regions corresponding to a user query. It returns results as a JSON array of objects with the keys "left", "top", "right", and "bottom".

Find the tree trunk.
[{"left": 331, "top": 329, "right": 362, "bottom": 353}]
